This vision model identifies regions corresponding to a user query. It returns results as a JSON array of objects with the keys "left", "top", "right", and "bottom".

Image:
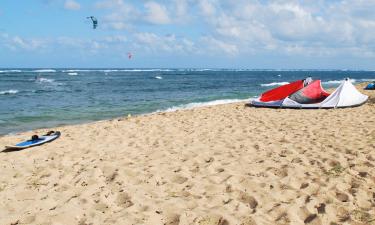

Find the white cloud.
[
  {"left": 144, "top": 2, "right": 171, "bottom": 24},
  {"left": 3, "top": 0, "right": 375, "bottom": 63},
  {"left": 56, "top": 35, "right": 129, "bottom": 53},
  {"left": 201, "top": 36, "right": 238, "bottom": 55},
  {"left": 95, "top": 0, "right": 139, "bottom": 30},
  {"left": 193, "top": 0, "right": 375, "bottom": 57},
  {"left": 103, "top": 35, "right": 127, "bottom": 43},
  {"left": 96, "top": 0, "right": 191, "bottom": 29},
  {"left": 173, "top": 0, "right": 190, "bottom": 23},
  {"left": 134, "top": 32, "right": 196, "bottom": 53},
  {"left": 1, "top": 35, "right": 47, "bottom": 51},
  {"left": 199, "top": 0, "right": 216, "bottom": 17},
  {"left": 0, "top": 33, "right": 130, "bottom": 56},
  {"left": 64, "top": 0, "right": 81, "bottom": 10},
  {"left": 95, "top": 0, "right": 124, "bottom": 9}
]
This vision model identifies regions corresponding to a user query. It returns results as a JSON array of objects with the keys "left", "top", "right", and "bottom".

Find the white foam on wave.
[
  {"left": 37, "top": 78, "right": 54, "bottom": 83},
  {"left": 68, "top": 72, "right": 78, "bottom": 76},
  {"left": 33, "top": 69, "right": 56, "bottom": 73},
  {"left": 63, "top": 69, "right": 116, "bottom": 72},
  {"left": 358, "top": 78, "right": 375, "bottom": 82},
  {"left": 261, "top": 82, "right": 289, "bottom": 87},
  {"left": 62, "top": 69, "right": 91, "bottom": 72},
  {"left": 62, "top": 69, "right": 174, "bottom": 73},
  {"left": 120, "top": 69, "right": 173, "bottom": 72},
  {"left": 155, "top": 76, "right": 162, "bottom": 79},
  {"left": 188, "top": 69, "right": 214, "bottom": 72},
  {"left": 103, "top": 70, "right": 120, "bottom": 72},
  {"left": 0, "top": 89, "right": 19, "bottom": 95},
  {"left": 160, "top": 99, "right": 248, "bottom": 113},
  {"left": 36, "top": 78, "right": 63, "bottom": 86},
  {"left": 323, "top": 79, "right": 356, "bottom": 84},
  {"left": 0, "top": 70, "right": 22, "bottom": 73}
]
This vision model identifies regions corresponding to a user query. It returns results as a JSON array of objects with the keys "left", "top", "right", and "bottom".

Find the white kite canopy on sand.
[{"left": 250, "top": 78, "right": 368, "bottom": 109}]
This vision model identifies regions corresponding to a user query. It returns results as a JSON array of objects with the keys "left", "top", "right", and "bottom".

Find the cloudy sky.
[{"left": 1, "top": 0, "right": 375, "bottom": 69}]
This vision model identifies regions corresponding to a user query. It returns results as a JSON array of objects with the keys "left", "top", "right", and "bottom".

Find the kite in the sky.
[
  {"left": 87, "top": 16, "right": 98, "bottom": 29},
  {"left": 128, "top": 52, "right": 132, "bottom": 59}
]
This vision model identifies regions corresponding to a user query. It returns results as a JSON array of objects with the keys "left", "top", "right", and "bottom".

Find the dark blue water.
[{"left": 0, "top": 68, "right": 374, "bottom": 135}]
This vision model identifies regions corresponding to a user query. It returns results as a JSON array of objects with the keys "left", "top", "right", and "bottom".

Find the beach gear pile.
[
  {"left": 250, "top": 78, "right": 368, "bottom": 109},
  {"left": 365, "top": 82, "right": 375, "bottom": 90}
]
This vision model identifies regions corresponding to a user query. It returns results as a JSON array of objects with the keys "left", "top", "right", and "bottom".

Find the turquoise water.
[{"left": 0, "top": 68, "right": 374, "bottom": 135}]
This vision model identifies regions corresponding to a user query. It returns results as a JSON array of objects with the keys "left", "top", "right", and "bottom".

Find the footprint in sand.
[
  {"left": 237, "top": 191, "right": 258, "bottom": 210},
  {"left": 336, "top": 207, "right": 350, "bottom": 222},
  {"left": 163, "top": 213, "right": 180, "bottom": 225},
  {"left": 198, "top": 215, "right": 228, "bottom": 225},
  {"left": 102, "top": 167, "right": 119, "bottom": 182},
  {"left": 116, "top": 192, "right": 134, "bottom": 208},
  {"left": 94, "top": 202, "right": 109, "bottom": 213},
  {"left": 297, "top": 207, "right": 321, "bottom": 224},
  {"left": 20, "top": 215, "right": 36, "bottom": 224},
  {"left": 275, "top": 212, "right": 290, "bottom": 225},
  {"left": 170, "top": 175, "right": 188, "bottom": 184},
  {"left": 335, "top": 192, "right": 349, "bottom": 202},
  {"left": 240, "top": 216, "right": 257, "bottom": 225}
]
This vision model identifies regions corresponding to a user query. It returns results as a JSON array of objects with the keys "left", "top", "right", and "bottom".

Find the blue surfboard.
[{"left": 5, "top": 131, "right": 61, "bottom": 150}]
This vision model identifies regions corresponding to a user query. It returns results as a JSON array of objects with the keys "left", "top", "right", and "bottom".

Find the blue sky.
[{"left": 1, "top": 0, "right": 375, "bottom": 69}]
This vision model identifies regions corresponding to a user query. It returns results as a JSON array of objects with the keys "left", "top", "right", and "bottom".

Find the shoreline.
[
  {"left": 0, "top": 81, "right": 372, "bottom": 138},
  {"left": 1, "top": 80, "right": 371, "bottom": 137},
  {"left": 1, "top": 69, "right": 373, "bottom": 137},
  {"left": 0, "top": 98, "right": 251, "bottom": 137}
]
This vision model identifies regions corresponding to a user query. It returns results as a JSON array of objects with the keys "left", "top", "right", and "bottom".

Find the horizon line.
[{"left": 1, "top": 67, "right": 375, "bottom": 71}]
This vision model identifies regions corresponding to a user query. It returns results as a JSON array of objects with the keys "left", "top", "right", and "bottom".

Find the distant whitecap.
[
  {"left": 32, "top": 69, "right": 56, "bottom": 73},
  {"left": 323, "top": 79, "right": 356, "bottom": 84},
  {"left": 261, "top": 82, "right": 289, "bottom": 87},
  {"left": 0, "top": 70, "right": 22, "bottom": 73},
  {"left": 0, "top": 89, "right": 19, "bottom": 95},
  {"left": 36, "top": 78, "right": 63, "bottom": 86}
]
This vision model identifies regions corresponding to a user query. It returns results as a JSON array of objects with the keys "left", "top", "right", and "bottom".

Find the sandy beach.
[{"left": 0, "top": 83, "right": 374, "bottom": 225}]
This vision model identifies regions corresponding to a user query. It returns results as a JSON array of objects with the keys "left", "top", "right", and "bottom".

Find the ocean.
[{"left": 0, "top": 68, "right": 374, "bottom": 135}]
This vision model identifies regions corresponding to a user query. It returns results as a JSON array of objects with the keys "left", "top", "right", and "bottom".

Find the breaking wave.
[
  {"left": 62, "top": 69, "right": 174, "bottom": 72},
  {"left": 0, "top": 70, "right": 22, "bottom": 73},
  {"left": 68, "top": 72, "right": 78, "bottom": 76},
  {"left": 32, "top": 69, "right": 56, "bottom": 73},
  {"left": 62, "top": 69, "right": 90, "bottom": 72},
  {"left": 0, "top": 89, "right": 19, "bottom": 95},
  {"left": 115, "top": 69, "right": 173, "bottom": 72},
  {"left": 36, "top": 78, "right": 63, "bottom": 86},
  {"left": 160, "top": 99, "right": 248, "bottom": 113},
  {"left": 260, "top": 82, "right": 289, "bottom": 87},
  {"left": 261, "top": 79, "right": 371, "bottom": 87},
  {"left": 37, "top": 78, "right": 54, "bottom": 83},
  {"left": 323, "top": 79, "right": 356, "bottom": 84}
]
